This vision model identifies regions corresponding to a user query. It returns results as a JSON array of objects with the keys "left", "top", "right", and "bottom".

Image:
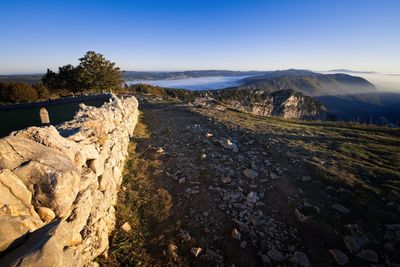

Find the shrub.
[{"left": 0, "top": 82, "right": 39, "bottom": 103}]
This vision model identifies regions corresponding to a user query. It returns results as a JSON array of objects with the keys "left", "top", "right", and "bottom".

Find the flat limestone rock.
[
  {"left": 0, "top": 169, "right": 43, "bottom": 252},
  {"left": 0, "top": 136, "right": 80, "bottom": 217},
  {"left": 0, "top": 169, "right": 39, "bottom": 219},
  {"left": 0, "top": 220, "right": 79, "bottom": 267},
  {"left": 13, "top": 126, "right": 86, "bottom": 170}
]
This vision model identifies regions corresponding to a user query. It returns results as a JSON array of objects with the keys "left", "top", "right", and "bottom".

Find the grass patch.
[
  {"left": 97, "top": 112, "right": 173, "bottom": 266},
  {"left": 195, "top": 105, "right": 400, "bottom": 236}
]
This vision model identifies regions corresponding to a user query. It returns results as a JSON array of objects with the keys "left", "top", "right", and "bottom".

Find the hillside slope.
[
  {"left": 129, "top": 84, "right": 327, "bottom": 120},
  {"left": 236, "top": 70, "right": 379, "bottom": 102},
  {"left": 230, "top": 70, "right": 400, "bottom": 124},
  {"left": 102, "top": 94, "right": 400, "bottom": 267}
]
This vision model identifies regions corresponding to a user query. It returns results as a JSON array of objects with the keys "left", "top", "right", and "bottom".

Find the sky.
[{"left": 0, "top": 0, "right": 400, "bottom": 74}]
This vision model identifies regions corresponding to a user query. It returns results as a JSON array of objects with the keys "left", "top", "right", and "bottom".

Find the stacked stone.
[{"left": 0, "top": 95, "right": 139, "bottom": 267}]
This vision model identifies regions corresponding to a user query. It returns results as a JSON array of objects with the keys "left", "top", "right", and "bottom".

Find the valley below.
[{"left": 125, "top": 75, "right": 254, "bottom": 90}]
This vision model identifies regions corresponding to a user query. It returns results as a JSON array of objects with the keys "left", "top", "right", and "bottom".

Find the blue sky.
[{"left": 0, "top": 0, "right": 399, "bottom": 74}]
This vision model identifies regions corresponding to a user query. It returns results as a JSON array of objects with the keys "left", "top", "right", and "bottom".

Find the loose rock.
[
  {"left": 356, "top": 249, "right": 379, "bottom": 263},
  {"left": 191, "top": 247, "right": 203, "bottom": 257},
  {"left": 232, "top": 228, "right": 241, "bottom": 240},
  {"left": 293, "top": 251, "right": 312, "bottom": 267},
  {"left": 270, "top": 172, "right": 279, "bottom": 180},
  {"left": 37, "top": 207, "right": 56, "bottom": 223},
  {"left": 243, "top": 169, "right": 258, "bottom": 179},
  {"left": 343, "top": 235, "right": 360, "bottom": 253},
  {"left": 220, "top": 139, "right": 238, "bottom": 153},
  {"left": 267, "top": 248, "right": 286, "bottom": 262},
  {"left": 121, "top": 222, "right": 132, "bottom": 233},
  {"left": 294, "top": 208, "right": 308, "bottom": 223},
  {"left": 246, "top": 192, "right": 258, "bottom": 204},
  {"left": 331, "top": 204, "right": 351, "bottom": 214},
  {"left": 261, "top": 254, "right": 271, "bottom": 263},
  {"left": 221, "top": 176, "right": 232, "bottom": 184},
  {"left": 329, "top": 249, "right": 349, "bottom": 265}
]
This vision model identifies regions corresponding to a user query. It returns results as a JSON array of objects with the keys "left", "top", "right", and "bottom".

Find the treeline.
[
  {"left": 0, "top": 82, "right": 49, "bottom": 103},
  {"left": 0, "top": 51, "right": 124, "bottom": 104},
  {"left": 128, "top": 83, "right": 197, "bottom": 101}
]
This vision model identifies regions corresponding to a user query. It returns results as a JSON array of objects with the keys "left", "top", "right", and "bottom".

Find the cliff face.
[
  {"left": 198, "top": 89, "right": 327, "bottom": 120},
  {"left": 0, "top": 95, "right": 139, "bottom": 266}
]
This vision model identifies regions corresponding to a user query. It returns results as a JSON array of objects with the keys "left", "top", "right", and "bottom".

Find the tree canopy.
[{"left": 42, "top": 51, "right": 123, "bottom": 93}]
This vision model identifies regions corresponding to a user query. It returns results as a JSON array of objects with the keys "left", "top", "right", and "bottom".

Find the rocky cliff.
[
  {"left": 196, "top": 89, "right": 327, "bottom": 120},
  {"left": 0, "top": 95, "right": 139, "bottom": 266}
]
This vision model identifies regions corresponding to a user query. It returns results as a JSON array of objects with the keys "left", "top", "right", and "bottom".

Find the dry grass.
[
  {"left": 195, "top": 105, "right": 400, "bottom": 230},
  {"left": 97, "top": 113, "right": 173, "bottom": 266}
]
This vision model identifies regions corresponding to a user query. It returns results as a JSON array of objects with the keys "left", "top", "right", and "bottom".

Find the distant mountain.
[
  {"left": 236, "top": 69, "right": 378, "bottom": 99},
  {"left": 328, "top": 69, "right": 377, "bottom": 74},
  {"left": 229, "top": 69, "right": 400, "bottom": 124},
  {"left": 123, "top": 70, "right": 266, "bottom": 80},
  {"left": 0, "top": 70, "right": 267, "bottom": 84},
  {"left": 0, "top": 74, "right": 42, "bottom": 84}
]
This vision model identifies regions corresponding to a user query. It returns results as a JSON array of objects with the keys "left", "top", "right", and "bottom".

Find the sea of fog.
[
  {"left": 354, "top": 73, "right": 400, "bottom": 92},
  {"left": 125, "top": 72, "right": 400, "bottom": 92},
  {"left": 325, "top": 71, "right": 400, "bottom": 92},
  {"left": 125, "top": 75, "right": 252, "bottom": 90}
]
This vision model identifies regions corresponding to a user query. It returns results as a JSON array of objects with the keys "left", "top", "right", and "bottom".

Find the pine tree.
[{"left": 78, "top": 51, "right": 123, "bottom": 92}]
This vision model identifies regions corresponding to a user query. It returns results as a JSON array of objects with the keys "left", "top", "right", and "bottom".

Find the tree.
[
  {"left": 41, "top": 69, "right": 59, "bottom": 92},
  {"left": 33, "top": 83, "right": 50, "bottom": 99},
  {"left": 40, "top": 51, "right": 123, "bottom": 94},
  {"left": 78, "top": 51, "right": 123, "bottom": 91},
  {"left": 58, "top": 64, "right": 82, "bottom": 93},
  {"left": 0, "top": 82, "right": 38, "bottom": 103}
]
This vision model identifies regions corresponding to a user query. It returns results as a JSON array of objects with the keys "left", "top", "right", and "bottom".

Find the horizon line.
[{"left": 1, "top": 68, "right": 400, "bottom": 76}]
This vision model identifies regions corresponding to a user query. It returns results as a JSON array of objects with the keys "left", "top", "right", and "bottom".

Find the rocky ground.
[{"left": 102, "top": 94, "right": 400, "bottom": 267}]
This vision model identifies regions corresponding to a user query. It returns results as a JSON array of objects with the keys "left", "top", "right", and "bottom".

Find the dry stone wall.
[{"left": 0, "top": 95, "right": 139, "bottom": 266}]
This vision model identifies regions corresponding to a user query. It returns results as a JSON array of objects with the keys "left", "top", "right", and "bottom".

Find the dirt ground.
[{"left": 102, "top": 95, "right": 400, "bottom": 267}]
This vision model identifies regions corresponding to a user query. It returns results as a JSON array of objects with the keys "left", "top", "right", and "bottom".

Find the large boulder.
[
  {"left": 0, "top": 136, "right": 81, "bottom": 217},
  {"left": 12, "top": 126, "right": 86, "bottom": 170}
]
